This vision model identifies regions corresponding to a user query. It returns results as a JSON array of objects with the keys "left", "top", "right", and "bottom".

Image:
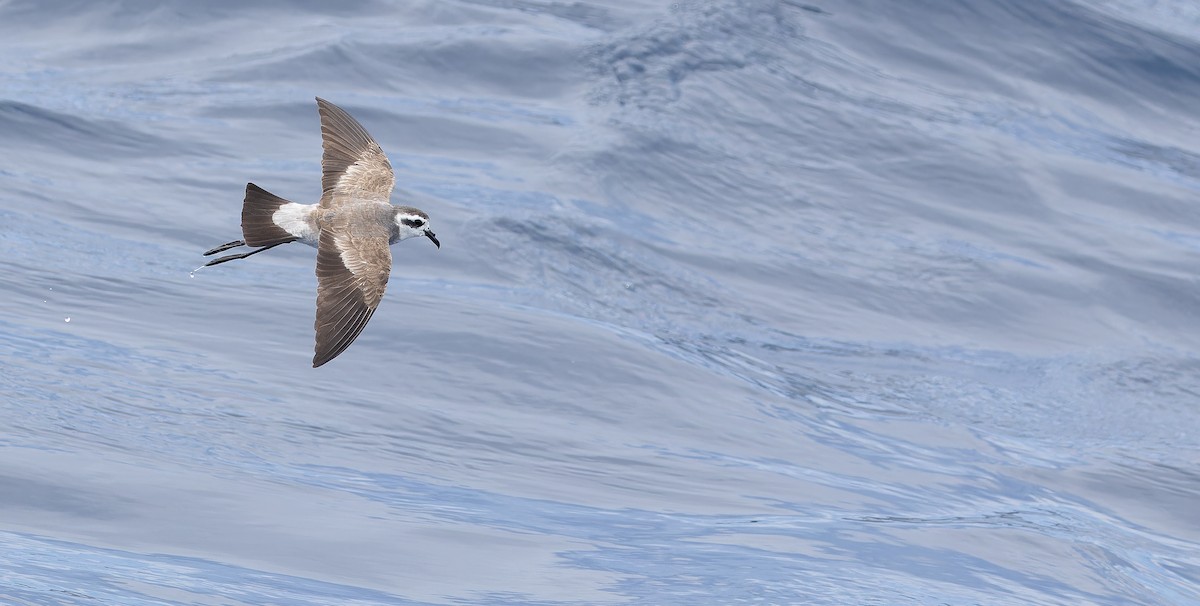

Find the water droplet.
[{"left": 64, "top": 317, "right": 71, "bottom": 323}]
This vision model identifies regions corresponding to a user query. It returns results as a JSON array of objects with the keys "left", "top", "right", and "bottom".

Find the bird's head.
[{"left": 393, "top": 208, "right": 439, "bottom": 249}]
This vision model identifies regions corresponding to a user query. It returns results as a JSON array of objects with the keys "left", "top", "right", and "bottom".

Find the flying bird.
[{"left": 202, "top": 97, "right": 440, "bottom": 368}]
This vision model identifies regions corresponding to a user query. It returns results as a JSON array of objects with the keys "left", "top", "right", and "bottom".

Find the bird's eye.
[{"left": 401, "top": 218, "right": 425, "bottom": 228}]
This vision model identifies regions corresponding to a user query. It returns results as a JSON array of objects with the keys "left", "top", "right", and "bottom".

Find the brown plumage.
[
  {"left": 201, "top": 97, "right": 440, "bottom": 368},
  {"left": 317, "top": 97, "right": 396, "bottom": 205},
  {"left": 312, "top": 204, "right": 395, "bottom": 367},
  {"left": 241, "top": 183, "right": 297, "bottom": 247},
  {"left": 309, "top": 97, "right": 412, "bottom": 368}
]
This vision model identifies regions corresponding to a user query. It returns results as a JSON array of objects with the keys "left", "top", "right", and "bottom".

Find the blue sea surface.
[{"left": 1, "top": 1, "right": 1199, "bottom": 604}]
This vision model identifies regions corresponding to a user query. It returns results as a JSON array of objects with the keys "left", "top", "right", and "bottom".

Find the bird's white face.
[{"left": 395, "top": 210, "right": 440, "bottom": 248}]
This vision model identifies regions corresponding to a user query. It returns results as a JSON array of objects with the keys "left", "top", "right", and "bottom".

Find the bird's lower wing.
[{"left": 312, "top": 223, "right": 391, "bottom": 368}]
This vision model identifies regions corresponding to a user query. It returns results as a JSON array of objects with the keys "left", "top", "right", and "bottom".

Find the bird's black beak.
[{"left": 425, "top": 229, "right": 440, "bottom": 249}]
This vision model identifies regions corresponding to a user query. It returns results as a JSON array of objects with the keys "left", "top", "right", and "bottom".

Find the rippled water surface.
[{"left": 2, "top": 1, "right": 1199, "bottom": 604}]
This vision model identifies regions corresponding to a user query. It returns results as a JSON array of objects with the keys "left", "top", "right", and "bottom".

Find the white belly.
[{"left": 272, "top": 203, "right": 319, "bottom": 247}]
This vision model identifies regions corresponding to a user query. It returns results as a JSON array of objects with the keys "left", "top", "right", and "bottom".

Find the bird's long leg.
[
  {"left": 201, "top": 239, "right": 297, "bottom": 268},
  {"left": 204, "top": 240, "right": 246, "bottom": 256}
]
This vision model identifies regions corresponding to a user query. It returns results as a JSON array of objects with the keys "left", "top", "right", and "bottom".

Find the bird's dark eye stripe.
[{"left": 401, "top": 218, "right": 425, "bottom": 228}]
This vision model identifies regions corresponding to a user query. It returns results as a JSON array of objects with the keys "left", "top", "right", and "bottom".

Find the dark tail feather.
[{"left": 242, "top": 183, "right": 296, "bottom": 247}]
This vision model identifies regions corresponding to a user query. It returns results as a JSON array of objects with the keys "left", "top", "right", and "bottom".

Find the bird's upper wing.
[
  {"left": 316, "top": 97, "right": 396, "bottom": 208},
  {"left": 312, "top": 212, "right": 392, "bottom": 368}
]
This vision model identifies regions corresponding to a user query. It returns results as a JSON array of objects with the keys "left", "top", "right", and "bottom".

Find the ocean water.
[{"left": 1, "top": 0, "right": 1198, "bottom": 604}]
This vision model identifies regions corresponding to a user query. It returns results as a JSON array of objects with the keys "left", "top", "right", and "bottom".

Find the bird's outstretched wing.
[
  {"left": 316, "top": 97, "right": 396, "bottom": 208},
  {"left": 312, "top": 216, "right": 392, "bottom": 367}
]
